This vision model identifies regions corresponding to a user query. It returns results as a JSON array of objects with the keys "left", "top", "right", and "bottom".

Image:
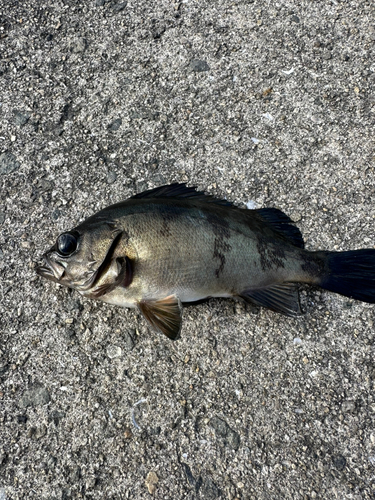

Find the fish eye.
[{"left": 56, "top": 232, "right": 78, "bottom": 256}]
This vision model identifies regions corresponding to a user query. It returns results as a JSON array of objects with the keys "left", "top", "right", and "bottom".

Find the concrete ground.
[{"left": 1, "top": 0, "right": 374, "bottom": 498}]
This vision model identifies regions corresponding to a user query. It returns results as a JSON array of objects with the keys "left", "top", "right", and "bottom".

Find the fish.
[{"left": 36, "top": 183, "right": 375, "bottom": 340}]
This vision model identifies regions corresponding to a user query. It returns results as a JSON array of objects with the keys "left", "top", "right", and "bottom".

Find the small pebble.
[
  {"left": 69, "top": 37, "right": 87, "bottom": 53},
  {"left": 290, "top": 211, "right": 302, "bottom": 222},
  {"left": 210, "top": 416, "right": 240, "bottom": 451},
  {"left": 51, "top": 209, "right": 62, "bottom": 221},
  {"left": 332, "top": 455, "right": 346, "bottom": 471},
  {"left": 246, "top": 200, "right": 256, "bottom": 209},
  {"left": 124, "top": 331, "right": 135, "bottom": 350},
  {"left": 106, "top": 171, "right": 117, "bottom": 184},
  {"left": 341, "top": 400, "right": 356, "bottom": 413},
  {"left": 145, "top": 471, "right": 158, "bottom": 494},
  {"left": 189, "top": 59, "right": 210, "bottom": 72},
  {"left": 124, "top": 428, "right": 132, "bottom": 439},
  {"left": 13, "top": 109, "right": 30, "bottom": 126},
  {"left": 0, "top": 152, "right": 20, "bottom": 174},
  {"left": 107, "top": 345, "right": 122, "bottom": 359},
  {"left": 108, "top": 118, "right": 122, "bottom": 131},
  {"left": 112, "top": 1, "right": 127, "bottom": 12},
  {"left": 18, "top": 385, "right": 50, "bottom": 408}
]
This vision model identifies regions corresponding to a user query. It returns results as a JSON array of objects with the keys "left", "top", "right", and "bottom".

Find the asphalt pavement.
[{"left": 0, "top": 0, "right": 374, "bottom": 498}]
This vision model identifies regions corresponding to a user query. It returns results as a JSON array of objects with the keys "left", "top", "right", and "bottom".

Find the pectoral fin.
[{"left": 138, "top": 295, "right": 182, "bottom": 340}]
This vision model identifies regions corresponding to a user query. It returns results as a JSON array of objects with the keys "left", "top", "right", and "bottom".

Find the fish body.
[{"left": 37, "top": 183, "right": 375, "bottom": 339}]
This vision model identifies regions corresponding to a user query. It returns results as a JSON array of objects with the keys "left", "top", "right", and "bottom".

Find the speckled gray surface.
[{"left": 1, "top": 1, "right": 375, "bottom": 499}]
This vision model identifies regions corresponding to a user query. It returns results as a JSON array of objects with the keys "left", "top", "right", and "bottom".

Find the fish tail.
[{"left": 319, "top": 249, "right": 375, "bottom": 303}]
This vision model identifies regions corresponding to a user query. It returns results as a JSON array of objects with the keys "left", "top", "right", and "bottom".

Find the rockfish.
[{"left": 36, "top": 183, "right": 375, "bottom": 339}]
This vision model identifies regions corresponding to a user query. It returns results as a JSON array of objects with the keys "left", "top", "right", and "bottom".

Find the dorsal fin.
[
  {"left": 131, "top": 183, "right": 234, "bottom": 207},
  {"left": 255, "top": 208, "right": 304, "bottom": 249}
]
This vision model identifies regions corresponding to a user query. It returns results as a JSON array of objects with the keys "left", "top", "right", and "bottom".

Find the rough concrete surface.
[{"left": 1, "top": 0, "right": 374, "bottom": 498}]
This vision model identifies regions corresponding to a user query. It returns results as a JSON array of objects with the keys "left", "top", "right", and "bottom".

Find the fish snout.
[{"left": 36, "top": 254, "right": 66, "bottom": 283}]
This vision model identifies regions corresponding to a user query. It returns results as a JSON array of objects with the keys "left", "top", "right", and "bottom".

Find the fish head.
[{"left": 36, "top": 221, "right": 127, "bottom": 293}]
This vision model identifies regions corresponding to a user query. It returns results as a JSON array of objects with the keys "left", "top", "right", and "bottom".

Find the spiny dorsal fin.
[
  {"left": 240, "top": 283, "right": 302, "bottom": 317},
  {"left": 255, "top": 208, "right": 304, "bottom": 249},
  {"left": 131, "top": 183, "right": 233, "bottom": 207},
  {"left": 138, "top": 295, "right": 182, "bottom": 340}
]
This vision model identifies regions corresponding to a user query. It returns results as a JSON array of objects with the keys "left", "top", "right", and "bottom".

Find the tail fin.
[{"left": 320, "top": 250, "right": 375, "bottom": 303}]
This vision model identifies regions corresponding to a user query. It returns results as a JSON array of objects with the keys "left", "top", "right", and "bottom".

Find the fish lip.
[
  {"left": 35, "top": 264, "right": 54, "bottom": 279},
  {"left": 36, "top": 254, "right": 66, "bottom": 282}
]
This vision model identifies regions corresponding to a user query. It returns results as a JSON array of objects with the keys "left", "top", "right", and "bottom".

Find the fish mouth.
[{"left": 36, "top": 255, "right": 66, "bottom": 283}]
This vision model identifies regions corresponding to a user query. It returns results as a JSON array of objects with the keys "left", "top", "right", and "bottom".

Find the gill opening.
[{"left": 79, "top": 231, "right": 124, "bottom": 291}]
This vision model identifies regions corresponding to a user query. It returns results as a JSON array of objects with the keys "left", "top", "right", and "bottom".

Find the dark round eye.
[{"left": 56, "top": 232, "right": 78, "bottom": 256}]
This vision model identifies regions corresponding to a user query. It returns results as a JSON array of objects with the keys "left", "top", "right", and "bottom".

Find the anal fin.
[
  {"left": 138, "top": 295, "right": 182, "bottom": 340},
  {"left": 240, "top": 283, "right": 302, "bottom": 317}
]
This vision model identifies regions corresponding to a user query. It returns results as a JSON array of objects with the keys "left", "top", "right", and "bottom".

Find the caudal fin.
[{"left": 320, "top": 249, "right": 375, "bottom": 303}]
